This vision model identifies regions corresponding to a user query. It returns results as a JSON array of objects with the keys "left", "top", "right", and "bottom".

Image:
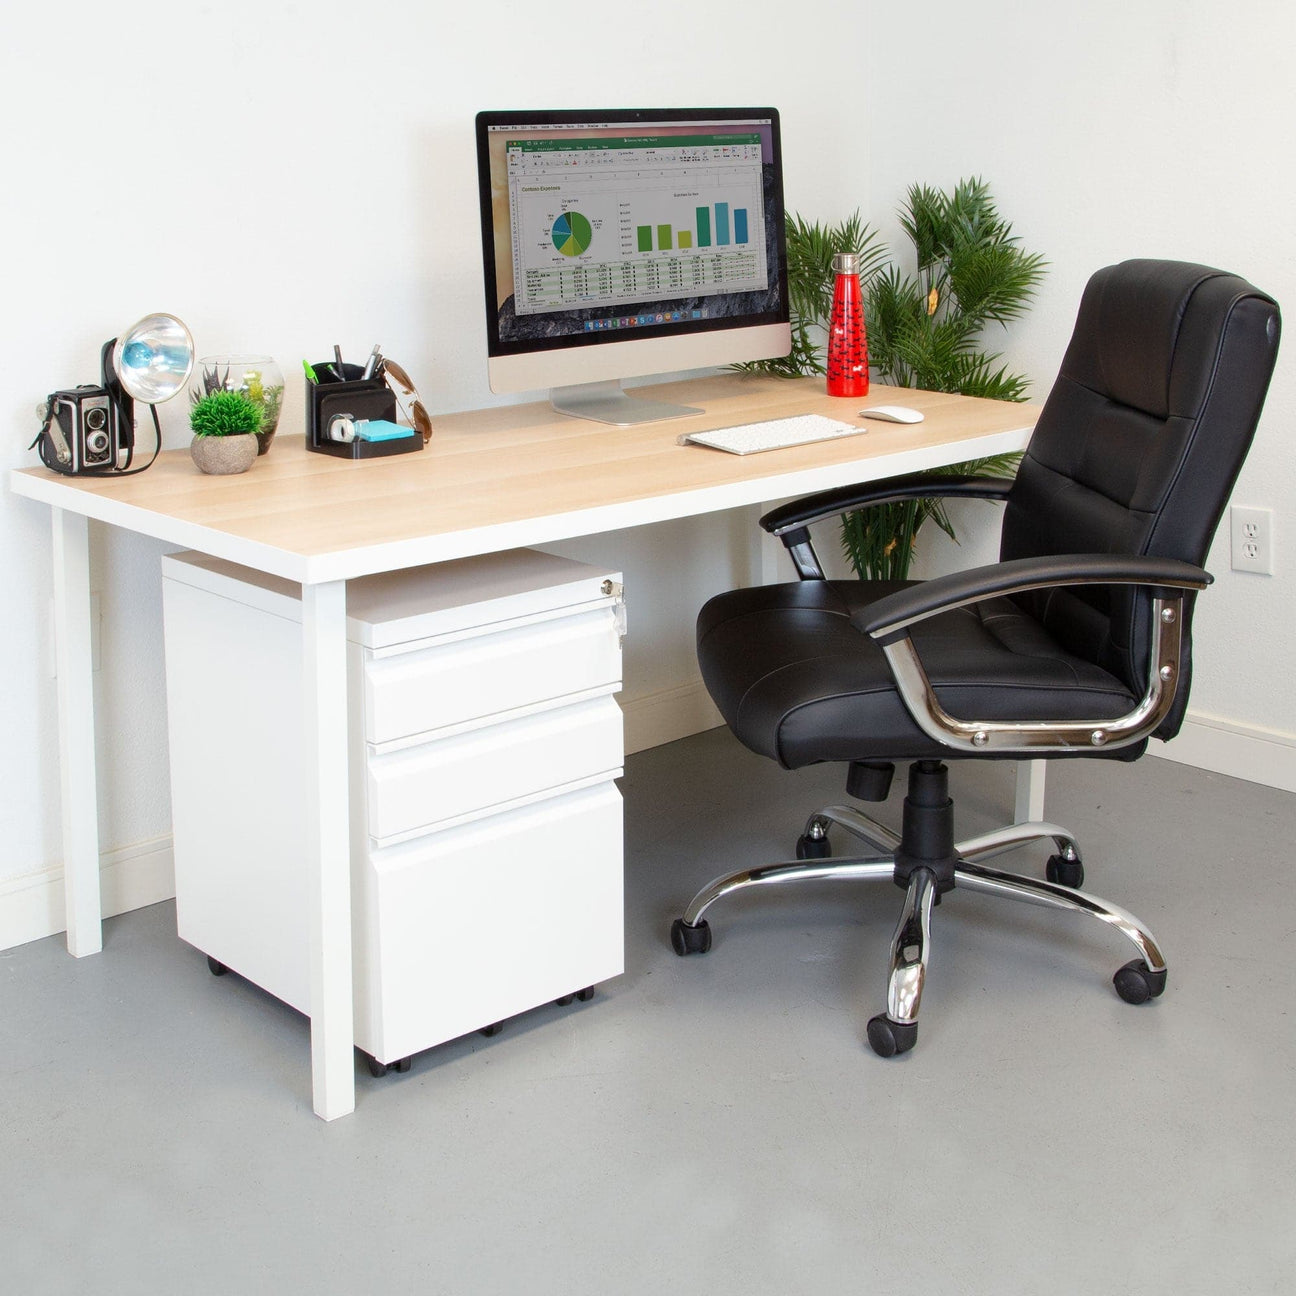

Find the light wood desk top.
[{"left": 11, "top": 375, "right": 1038, "bottom": 583}]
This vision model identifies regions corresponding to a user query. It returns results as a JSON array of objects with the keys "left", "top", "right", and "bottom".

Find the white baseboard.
[
  {"left": 0, "top": 683, "right": 720, "bottom": 953},
  {"left": 0, "top": 836, "right": 175, "bottom": 953},
  {"left": 5, "top": 704, "right": 1285, "bottom": 953},
  {"left": 1148, "top": 712, "right": 1296, "bottom": 794},
  {"left": 621, "top": 677, "right": 723, "bottom": 755}
]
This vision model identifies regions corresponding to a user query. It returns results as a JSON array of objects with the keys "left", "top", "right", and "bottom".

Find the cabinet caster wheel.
[
  {"left": 366, "top": 1055, "right": 389, "bottom": 1078},
  {"left": 866, "top": 1014, "right": 918, "bottom": 1058},
  {"left": 393, "top": 1057, "right": 412, "bottom": 1073},
  {"left": 1113, "top": 959, "right": 1167, "bottom": 1005},
  {"left": 1046, "top": 853, "right": 1085, "bottom": 888},
  {"left": 206, "top": 955, "right": 228, "bottom": 977},
  {"left": 480, "top": 1022, "right": 503, "bottom": 1038},
  {"left": 670, "top": 917, "right": 712, "bottom": 955},
  {"left": 796, "top": 832, "right": 831, "bottom": 860},
  {"left": 576, "top": 986, "right": 595, "bottom": 1002},
  {"left": 555, "top": 994, "right": 575, "bottom": 1006}
]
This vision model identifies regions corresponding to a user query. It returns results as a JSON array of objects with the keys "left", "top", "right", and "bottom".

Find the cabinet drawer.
[
  {"left": 363, "top": 607, "right": 621, "bottom": 744},
  {"left": 356, "top": 782, "right": 624, "bottom": 1063},
  {"left": 366, "top": 695, "right": 623, "bottom": 843}
]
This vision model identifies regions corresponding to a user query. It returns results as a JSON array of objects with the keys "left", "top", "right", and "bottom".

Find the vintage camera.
[
  {"left": 44, "top": 384, "right": 132, "bottom": 474},
  {"left": 34, "top": 337, "right": 139, "bottom": 476}
]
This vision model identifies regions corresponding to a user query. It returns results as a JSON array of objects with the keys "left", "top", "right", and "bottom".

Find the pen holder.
[{"left": 305, "top": 362, "right": 424, "bottom": 459}]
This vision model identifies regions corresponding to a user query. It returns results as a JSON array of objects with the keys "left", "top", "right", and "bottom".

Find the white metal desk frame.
[{"left": 21, "top": 376, "right": 1042, "bottom": 1121}]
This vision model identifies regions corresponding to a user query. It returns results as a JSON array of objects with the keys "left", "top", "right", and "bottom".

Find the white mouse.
[{"left": 860, "top": 405, "right": 924, "bottom": 424}]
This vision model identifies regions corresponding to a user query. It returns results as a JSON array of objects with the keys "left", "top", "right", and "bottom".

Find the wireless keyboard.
[{"left": 680, "top": 413, "right": 864, "bottom": 456}]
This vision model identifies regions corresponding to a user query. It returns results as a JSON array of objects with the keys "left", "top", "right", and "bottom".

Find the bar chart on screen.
[{"left": 631, "top": 199, "right": 753, "bottom": 253}]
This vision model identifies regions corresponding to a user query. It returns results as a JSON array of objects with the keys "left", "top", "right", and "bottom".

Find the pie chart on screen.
[{"left": 552, "top": 211, "right": 593, "bottom": 256}]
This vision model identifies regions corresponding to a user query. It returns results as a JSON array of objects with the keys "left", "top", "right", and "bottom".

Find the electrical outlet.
[{"left": 1231, "top": 506, "right": 1274, "bottom": 574}]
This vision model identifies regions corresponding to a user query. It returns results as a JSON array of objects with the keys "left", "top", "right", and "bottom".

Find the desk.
[{"left": 10, "top": 373, "right": 1038, "bottom": 1119}]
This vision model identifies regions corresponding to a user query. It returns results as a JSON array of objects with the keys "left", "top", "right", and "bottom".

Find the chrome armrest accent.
[{"left": 879, "top": 596, "right": 1187, "bottom": 754}]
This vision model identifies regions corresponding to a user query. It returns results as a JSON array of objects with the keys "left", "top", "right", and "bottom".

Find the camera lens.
[
  {"left": 84, "top": 406, "right": 108, "bottom": 432},
  {"left": 85, "top": 428, "right": 110, "bottom": 455}
]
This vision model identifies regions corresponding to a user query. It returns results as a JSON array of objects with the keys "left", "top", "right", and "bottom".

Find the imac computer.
[{"left": 475, "top": 107, "right": 791, "bottom": 425}]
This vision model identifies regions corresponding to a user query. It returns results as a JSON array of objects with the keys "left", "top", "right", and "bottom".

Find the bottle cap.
[{"left": 832, "top": 252, "right": 860, "bottom": 275}]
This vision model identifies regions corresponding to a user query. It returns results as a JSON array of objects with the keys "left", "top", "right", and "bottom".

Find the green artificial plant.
[
  {"left": 191, "top": 362, "right": 283, "bottom": 436},
  {"left": 189, "top": 389, "right": 264, "bottom": 438},
  {"left": 741, "top": 179, "right": 1046, "bottom": 580}
]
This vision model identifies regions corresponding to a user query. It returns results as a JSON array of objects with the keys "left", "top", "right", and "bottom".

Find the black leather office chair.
[{"left": 671, "top": 260, "right": 1280, "bottom": 1056}]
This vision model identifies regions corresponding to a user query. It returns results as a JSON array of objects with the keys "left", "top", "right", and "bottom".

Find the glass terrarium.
[{"left": 190, "top": 356, "right": 285, "bottom": 454}]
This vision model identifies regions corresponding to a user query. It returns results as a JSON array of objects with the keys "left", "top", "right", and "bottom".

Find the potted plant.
[
  {"left": 190, "top": 357, "right": 285, "bottom": 455},
  {"left": 189, "top": 389, "right": 263, "bottom": 475},
  {"left": 739, "top": 179, "right": 1045, "bottom": 579}
]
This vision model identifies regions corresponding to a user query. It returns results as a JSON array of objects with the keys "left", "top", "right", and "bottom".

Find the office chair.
[{"left": 671, "top": 259, "right": 1280, "bottom": 1056}]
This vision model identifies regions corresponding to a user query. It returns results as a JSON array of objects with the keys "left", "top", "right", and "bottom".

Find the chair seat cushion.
[{"left": 697, "top": 580, "right": 1144, "bottom": 767}]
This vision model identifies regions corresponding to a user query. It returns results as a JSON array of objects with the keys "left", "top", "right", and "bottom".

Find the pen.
[
  {"left": 334, "top": 344, "right": 345, "bottom": 378},
  {"left": 361, "top": 344, "right": 381, "bottom": 380},
  {"left": 302, "top": 359, "right": 318, "bottom": 384}
]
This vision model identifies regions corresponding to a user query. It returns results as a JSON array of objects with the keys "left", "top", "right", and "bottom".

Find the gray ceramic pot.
[{"left": 190, "top": 434, "right": 258, "bottom": 475}]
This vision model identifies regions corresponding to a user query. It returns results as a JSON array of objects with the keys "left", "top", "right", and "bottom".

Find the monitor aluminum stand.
[{"left": 549, "top": 379, "right": 703, "bottom": 427}]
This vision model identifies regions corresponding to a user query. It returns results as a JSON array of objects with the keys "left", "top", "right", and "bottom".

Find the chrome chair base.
[{"left": 673, "top": 791, "right": 1167, "bottom": 1056}]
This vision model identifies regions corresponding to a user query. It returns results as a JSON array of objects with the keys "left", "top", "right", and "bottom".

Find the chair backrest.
[{"left": 1000, "top": 259, "right": 1280, "bottom": 738}]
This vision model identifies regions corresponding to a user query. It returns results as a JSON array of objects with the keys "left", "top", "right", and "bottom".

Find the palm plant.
[
  {"left": 740, "top": 180, "right": 1046, "bottom": 579},
  {"left": 866, "top": 177, "right": 1046, "bottom": 399},
  {"left": 841, "top": 179, "right": 1045, "bottom": 579}
]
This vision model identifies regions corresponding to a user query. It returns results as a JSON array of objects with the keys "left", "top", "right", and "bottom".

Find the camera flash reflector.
[{"left": 112, "top": 313, "right": 195, "bottom": 405}]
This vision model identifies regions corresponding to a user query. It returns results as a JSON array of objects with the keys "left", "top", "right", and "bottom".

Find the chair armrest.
[
  {"left": 861, "top": 553, "right": 1212, "bottom": 757},
  {"left": 861, "top": 554, "right": 1212, "bottom": 644},
  {"left": 760, "top": 474, "right": 1014, "bottom": 538}
]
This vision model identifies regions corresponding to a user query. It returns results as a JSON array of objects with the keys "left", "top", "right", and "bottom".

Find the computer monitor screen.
[{"left": 475, "top": 107, "right": 790, "bottom": 424}]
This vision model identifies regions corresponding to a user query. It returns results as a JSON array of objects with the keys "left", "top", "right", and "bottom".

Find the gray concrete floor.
[{"left": 3, "top": 729, "right": 1294, "bottom": 1294}]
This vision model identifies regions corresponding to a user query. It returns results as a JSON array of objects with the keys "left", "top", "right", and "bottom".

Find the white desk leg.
[
  {"left": 51, "top": 509, "right": 103, "bottom": 957},
  {"left": 1014, "top": 759, "right": 1046, "bottom": 823},
  {"left": 302, "top": 580, "right": 354, "bottom": 1120},
  {"left": 750, "top": 502, "right": 784, "bottom": 587}
]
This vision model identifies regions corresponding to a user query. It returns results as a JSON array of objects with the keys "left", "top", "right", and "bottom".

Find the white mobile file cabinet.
[{"left": 160, "top": 548, "right": 626, "bottom": 1073}]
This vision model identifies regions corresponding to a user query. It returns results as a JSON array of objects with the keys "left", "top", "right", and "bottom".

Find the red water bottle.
[{"left": 826, "top": 252, "right": 869, "bottom": 398}]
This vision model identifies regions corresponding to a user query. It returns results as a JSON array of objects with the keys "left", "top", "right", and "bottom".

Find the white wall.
[
  {"left": 6, "top": 0, "right": 1292, "bottom": 947},
  {"left": 0, "top": 1, "right": 872, "bottom": 940},
  {"left": 869, "top": 0, "right": 1296, "bottom": 783}
]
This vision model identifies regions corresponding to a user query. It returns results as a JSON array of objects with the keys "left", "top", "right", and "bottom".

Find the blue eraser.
[{"left": 355, "top": 419, "right": 414, "bottom": 443}]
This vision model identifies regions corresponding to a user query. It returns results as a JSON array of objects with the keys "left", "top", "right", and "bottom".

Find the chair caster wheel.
[
  {"left": 393, "top": 1057, "right": 412, "bottom": 1073},
  {"left": 796, "top": 832, "right": 831, "bottom": 860},
  {"left": 576, "top": 986, "right": 595, "bottom": 1002},
  {"left": 866, "top": 1014, "right": 918, "bottom": 1058},
  {"left": 365, "top": 1054, "right": 389, "bottom": 1078},
  {"left": 1046, "top": 853, "right": 1085, "bottom": 887},
  {"left": 1113, "top": 959, "right": 1167, "bottom": 1004},
  {"left": 555, "top": 994, "right": 575, "bottom": 1006},
  {"left": 671, "top": 917, "right": 712, "bottom": 955},
  {"left": 480, "top": 1022, "right": 503, "bottom": 1037},
  {"left": 206, "top": 955, "right": 228, "bottom": 977}
]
